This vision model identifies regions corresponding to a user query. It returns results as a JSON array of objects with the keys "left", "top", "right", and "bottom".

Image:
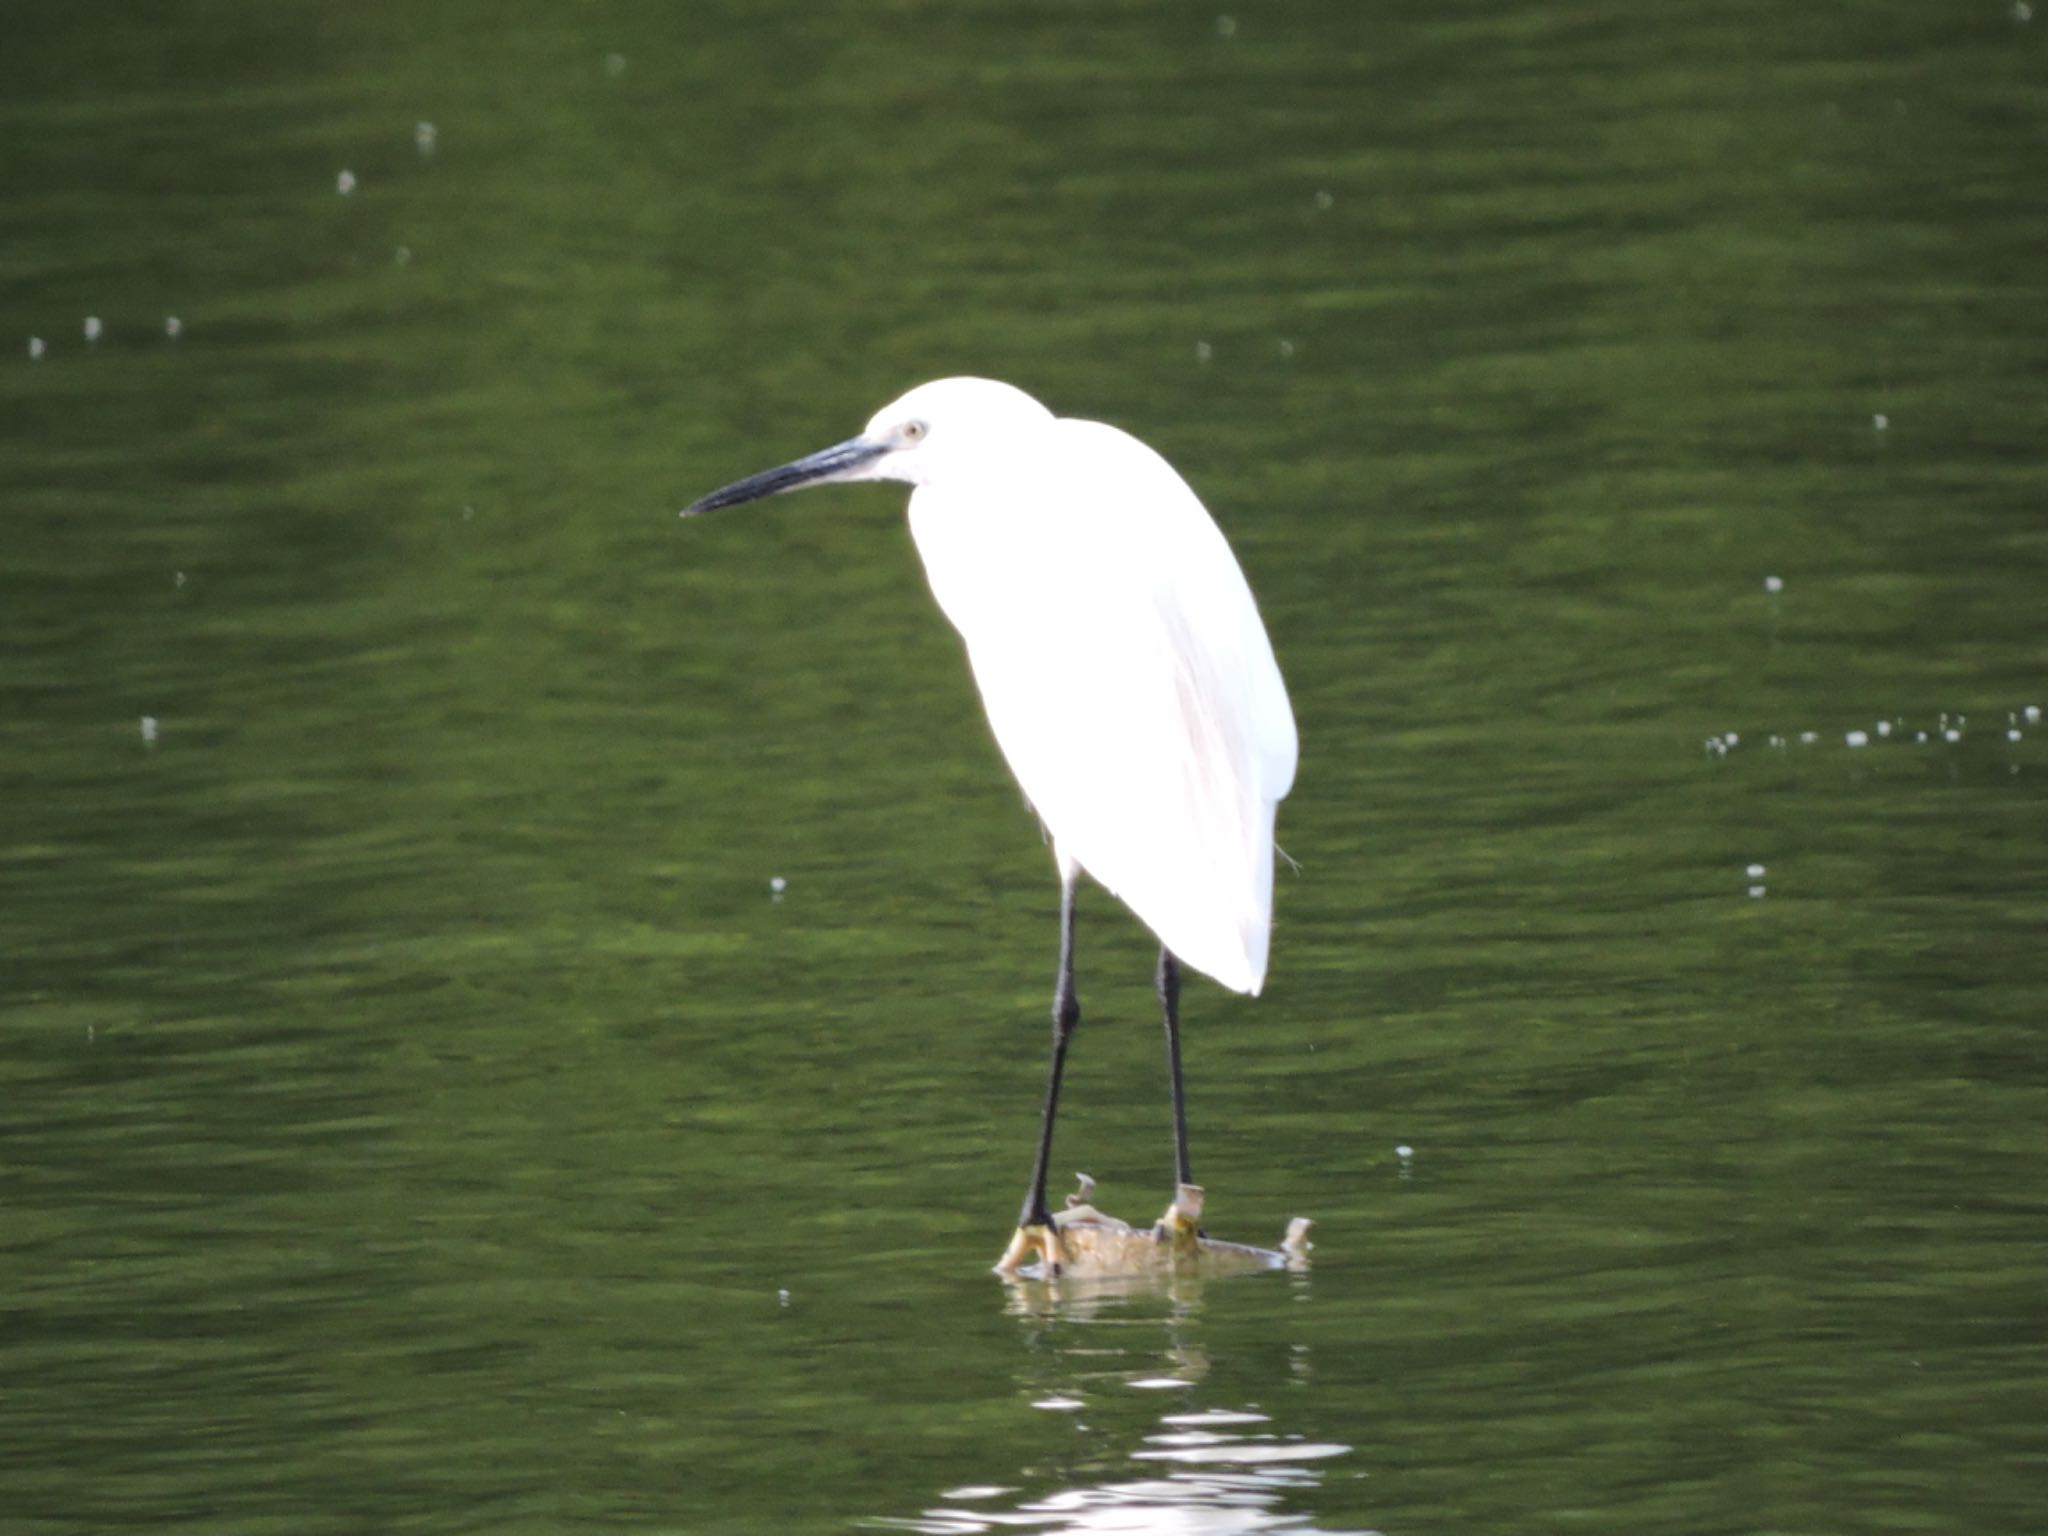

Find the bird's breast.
[{"left": 906, "top": 484, "right": 1056, "bottom": 647}]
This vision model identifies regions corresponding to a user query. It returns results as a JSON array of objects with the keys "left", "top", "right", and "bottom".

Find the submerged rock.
[{"left": 995, "top": 1177, "right": 1312, "bottom": 1280}]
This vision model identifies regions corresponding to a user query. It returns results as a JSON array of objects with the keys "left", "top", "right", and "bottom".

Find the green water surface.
[{"left": 4, "top": 3, "right": 2045, "bottom": 1532}]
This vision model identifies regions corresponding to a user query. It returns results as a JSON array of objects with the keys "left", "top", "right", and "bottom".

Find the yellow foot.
[
  {"left": 994, "top": 1222, "right": 1066, "bottom": 1276},
  {"left": 1153, "top": 1183, "right": 1206, "bottom": 1258}
]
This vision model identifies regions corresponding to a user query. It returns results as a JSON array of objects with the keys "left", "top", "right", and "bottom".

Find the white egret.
[{"left": 683, "top": 377, "right": 1297, "bottom": 1273}]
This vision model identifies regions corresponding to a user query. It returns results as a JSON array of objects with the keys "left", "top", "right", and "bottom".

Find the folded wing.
[{"left": 912, "top": 417, "right": 1296, "bottom": 994}]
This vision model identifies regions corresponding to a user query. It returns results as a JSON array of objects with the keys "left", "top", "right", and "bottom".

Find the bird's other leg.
[
  {"left": 1159, "top": 946, "right": 1192, "bottom": 1189},
  {"left": 997, "top": 872, "right": 1080, "bottom": 1274},
  {"left": 1155, "top": 946, "right": 1204, "bottom": 1241}
]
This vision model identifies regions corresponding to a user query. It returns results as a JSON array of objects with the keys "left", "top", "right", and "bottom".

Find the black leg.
[
  {"left": 1018, "top": 876, "right": 1081, "bottom": 1230},
  {"left": 1159, "top": 946, "right": 1192, "bottom": 1189}
]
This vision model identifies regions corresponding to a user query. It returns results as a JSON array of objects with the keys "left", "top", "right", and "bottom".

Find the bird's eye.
[{"left": 901, "top": 420, "right": 928, "bottom": 443}]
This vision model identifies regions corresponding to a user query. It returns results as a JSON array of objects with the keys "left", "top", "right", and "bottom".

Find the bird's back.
[{"left": 908, "top": 415, "right": 1296, "bottom": 994}]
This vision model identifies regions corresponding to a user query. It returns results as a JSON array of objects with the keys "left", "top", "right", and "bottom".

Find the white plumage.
[
  {"left": 898, "top": 388, "right": 1295, "bottom": 993},
  {"left": 683, "top": 376, "right": 1297, "bottom": 1266}
]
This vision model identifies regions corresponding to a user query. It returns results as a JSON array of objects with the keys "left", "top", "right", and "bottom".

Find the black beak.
[{"left": 681, "top": 435, "right": 889, "bottom": 516}]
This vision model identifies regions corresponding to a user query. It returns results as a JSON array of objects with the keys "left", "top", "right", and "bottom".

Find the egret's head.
[{"left": 683, "top": 377, "right": 1055, "bottom": 514}]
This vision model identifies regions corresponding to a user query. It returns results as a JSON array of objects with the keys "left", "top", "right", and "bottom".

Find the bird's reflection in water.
[{"left": 868, "top": 1274, "right": 1370, "bottom": 1535}]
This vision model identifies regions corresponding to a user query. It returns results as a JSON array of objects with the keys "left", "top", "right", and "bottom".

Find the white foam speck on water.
[
  {"left": 414, "top": 120, "right": 437, "bottom": 154},
  {"left": 1764, "top": 574, "right": 1784, "bottom": 593},
  {"left": 337, "top": 169, "right": 357, "bottom": 194},
  {"left": 1032, "top": 1395, "right": 1085, "bottom": 1411},
  {"left": 769, "top": 876, "right": 787, "bottom": 900},
  {"left": 1876, "top": 719, "right": 1892, "bottom": 737},
  {"left": 1313, "top": 189, "right": 1334, "bottom": 210},
  {"left": 1129, "top": 1377, "right": 1196, "bottom": 1391},
  {"left": 28, "top": 336, "right": 45, "bottom": 360},
  {"left": 140, "top": 716, "right": 159, "bottom": 746},
  {"left": 1944, "top": 727, "right": 1962, "bottom": 744},
  {"left": 1846, "top": 730, "right": 1869, "bottom": 748},
  {"left": 1216, "top": 15, "right": 1238, "bottom": 38},
  {"left": 2007, "top": 728, "right": 2022, "bottom": 743},
  {"left": 1748, "top": 884, "right": 1768, "bottom": 899},
  {"left": 1195, "top": 340, "right": 1213, "bottom": 363},
  {"left": 605, "top": 52, "right": 627, "bottom": 76},
  {"left": 1746, "top": 863, "right": 1766, "bottom": 879},
  {"left": 174, "top": 571, "right": 186, "bottom": 588},
  {"left": 1395, "top": 1143, "right": 1414, "bottom": 1160},
  {"left": 394, "top": 246, "right": 411, "bottom": 266},
  {"left": 1799, "top": 731, "right": 1819, "bottom": 745},
  {"left": 164, "top": 315, "right": 182, "bottom": 338},
  {"left": 2026, "top": 705, "right": 2042, "bottom": 725},
  {"left": 83, "top": 315, "right": 102, "bottom": 342},
  {"left": 1873, "top": 412, "right": 1889, "bottom": 431}
]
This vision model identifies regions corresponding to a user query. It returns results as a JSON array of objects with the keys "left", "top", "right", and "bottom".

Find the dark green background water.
[{"left": 4, "top": 3, "right": 2044, "bottom": 1532}]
